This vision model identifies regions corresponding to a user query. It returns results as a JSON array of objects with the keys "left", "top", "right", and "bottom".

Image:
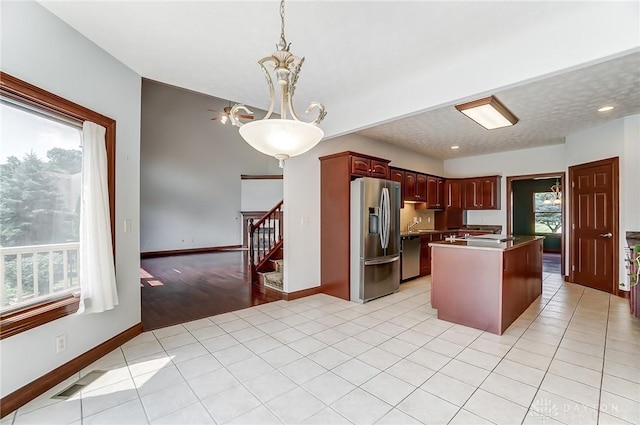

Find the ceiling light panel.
[{"left": 455, "top": 96, "right": 518, "bottom": 130}]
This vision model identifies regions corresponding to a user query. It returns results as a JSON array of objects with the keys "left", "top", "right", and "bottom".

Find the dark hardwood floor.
[
  {"left": 543, "top": 252, "right": 562, "bottom": 274},
  {"left": 140, "top": 251, "right": 282, "bottom": 330}
]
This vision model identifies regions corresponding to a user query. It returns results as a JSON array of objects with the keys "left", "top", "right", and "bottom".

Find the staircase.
[{"left": 248, "top": 200, "right": 283, "bottom": 291}]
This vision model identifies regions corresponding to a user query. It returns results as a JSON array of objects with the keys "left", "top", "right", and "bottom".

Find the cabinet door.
[
  {"left": 416, "top": 174, "right": 428, "bottom": 202},
  {"left": 404, "top": 172, "right": 417, "bottom": 201},
  {"left": 463, "top": 179, "right": 479, "bottom": 209},
  {"left": 389, "top": 168, "right": 405, "bottom": 207},
  {"left": 436, "top": 178, "right": 445, "bottom": 208},
  {"left": 370, "top": 160, "right": 389, "bottom": 179},
  {"left": 426, "top": 176, "right": 438, "bottom": 207},
  {"left": 350, "top": 157, "right": 371, "bottom": 177},
  {"left": 479, "top": 177, "right": 499, "bottom": 209},
  {"left": 419, "top": 235, "right": 431, "bottom": 276},
  {"left": 445, "top": 180, "right": 463, "bottom": 209}
]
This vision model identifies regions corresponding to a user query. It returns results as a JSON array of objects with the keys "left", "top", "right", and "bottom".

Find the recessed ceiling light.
[
  {"left": 451, "top": 145, "right": 460, "bottom": 150},
  {"left": 598, "top": 106, "right": 614, "bottom": 112}
]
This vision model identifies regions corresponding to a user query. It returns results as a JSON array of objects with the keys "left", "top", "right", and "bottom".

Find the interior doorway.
[{"left": 506, "top": 172, "right": 566, "bottom": 277}]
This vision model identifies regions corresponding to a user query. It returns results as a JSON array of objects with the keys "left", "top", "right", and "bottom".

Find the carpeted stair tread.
[{"left": 260, "top": 270, "right": 283, "bottom": 291}]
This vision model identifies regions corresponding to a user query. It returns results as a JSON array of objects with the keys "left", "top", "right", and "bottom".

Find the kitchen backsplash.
[{"left": 400, "top": 204, "right": 435, "bottom": 231}]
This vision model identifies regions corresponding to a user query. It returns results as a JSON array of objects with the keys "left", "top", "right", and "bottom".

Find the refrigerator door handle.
[
  {"left": 379, "top": 187, "right": 390, "bottom": 250},
  {"left": 364, "top": 255, "right": 400, "bottom": 266}
]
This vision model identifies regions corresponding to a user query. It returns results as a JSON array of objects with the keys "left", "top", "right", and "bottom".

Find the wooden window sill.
[{"left": 0, "top": 296, "right": 79, "bottom": 340}]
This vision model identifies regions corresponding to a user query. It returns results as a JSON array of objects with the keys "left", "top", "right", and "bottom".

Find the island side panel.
[
  {"left": 501, "top": 239, "right": 543, "bottom": 333},
  {"left": 431, "top": 246, "right": 503, "bottom": 334}
]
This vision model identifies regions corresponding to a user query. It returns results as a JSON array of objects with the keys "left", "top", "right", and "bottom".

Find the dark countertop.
[
  {"left": 400, "top": 229, "right": 455, "bottom": 237},
  {"left": 429, "top": 235, "right": 544, "bottom": 252},
  {"left": 400, "top": 225, "right": 502, "bottom": 238}
]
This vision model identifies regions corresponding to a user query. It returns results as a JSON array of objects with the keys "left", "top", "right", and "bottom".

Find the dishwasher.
[{"left": 401, "top": 235, "right": 420, "bottom": 280}]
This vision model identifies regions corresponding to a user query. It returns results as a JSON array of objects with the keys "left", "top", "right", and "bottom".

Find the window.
[
  {"left": 533, "top": 192, "right": 562, "bottom": 234},
  {"left": 0, "top": 72, "right": 115, "bottom": 339},
  {"left": 1, "top": 100, "right": 83, "bottom": 313}
]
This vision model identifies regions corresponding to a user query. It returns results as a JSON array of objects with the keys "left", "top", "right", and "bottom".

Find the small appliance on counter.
[{"left": 350, "top": 177, "right": 401, "bottom": 303}]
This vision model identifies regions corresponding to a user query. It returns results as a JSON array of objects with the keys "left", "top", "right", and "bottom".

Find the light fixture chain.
[{"left": 278, "top": 0, "right": 287, "bottom": 51}]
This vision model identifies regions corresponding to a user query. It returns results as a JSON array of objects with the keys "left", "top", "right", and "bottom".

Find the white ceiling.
[{"left": 38, "top": 1, "right": 640, "bottom": 159}]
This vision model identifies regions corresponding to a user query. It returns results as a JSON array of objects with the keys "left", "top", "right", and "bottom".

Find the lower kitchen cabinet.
[
  {"left": 420, "top": 236, "right": 430, "bottom": 276},
  {"left": 419, "top": 233, "right": 445, "bottom": 276}
]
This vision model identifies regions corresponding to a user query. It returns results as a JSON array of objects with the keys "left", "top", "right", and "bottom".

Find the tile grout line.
[
  {"left": 519, "top": 283, "right": 587, "bottom": 425},
  {"left": 595, "top": 294, "right": 612, "bottom": 425}
]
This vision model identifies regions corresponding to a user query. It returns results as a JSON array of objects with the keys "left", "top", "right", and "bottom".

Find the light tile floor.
[{"left": 4, "top": 272, "right": 640, "bottom": 425}]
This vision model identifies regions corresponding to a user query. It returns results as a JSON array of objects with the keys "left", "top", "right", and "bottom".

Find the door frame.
[
  {"left": 568, "top": 157, "right": 620, "bottom": 295},
  {"left": 506, "top": 172, "right": 566, "bottom": 277}
]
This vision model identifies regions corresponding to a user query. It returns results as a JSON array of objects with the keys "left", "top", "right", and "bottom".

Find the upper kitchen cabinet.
[
  {"left": 427, "top": 176, "right": 445, "bottom": 209},
  {"left": 349, "top": 153, "right": 390, "bottom": 179},
  {"left": 445, "top": 179, "right": 463, "bottom": 209},
  {"left": 404, "top": 172, "right": 427, "bottom": 203},
  {"left": 463, "top": 176, "right": 501, "bottom": 210},
  {"left": 389, "top": 167, "right": 405, "bottom": 207}
]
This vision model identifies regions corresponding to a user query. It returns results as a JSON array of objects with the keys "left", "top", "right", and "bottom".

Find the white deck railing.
[{"left": 1, "top": 242, "right": 80, "bottom": 313}]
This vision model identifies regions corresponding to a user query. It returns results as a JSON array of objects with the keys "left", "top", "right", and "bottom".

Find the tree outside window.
[{"left": 533, "top": 192, "right": 562, "bottom": 233}]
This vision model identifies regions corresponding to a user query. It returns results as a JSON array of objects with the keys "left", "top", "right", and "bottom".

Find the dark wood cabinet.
[
  {"left": 463, "top": 176, "right": 501, "bottom": 210},
  {"left": 404, "top": 172, "right": 416, "bottom": 201},
  {"left": 445, "top": 179, "right": 463, "bottom": 209},
  {"left": 404, "top": 172, "right": 427, "bottom": 203},
  {"left": 427, "top": 176, "right": 445, "bottom": 208},
  {"left": 479, "top": 177, "right": 499, "bottom": 209},
  {"left": 389, "top": 167, "right": 405, "bottom": 207},
  {"left": 420, "top": 233, "right": 445, "bottom": 276},
  {"left": 349, "top": 155, "right": 390, "bottom": 179},
  {"left": 419, "top": 235, "right": 431, "bottom": 276},
  {"left": 437, "top": 178, "right": 445, "bottom": 208},
  {"left": 319, "top": 151, "right": 391, "bottom": 300},
  {"left": 416, "top": 174, "right": 428, "bottom": 202}
]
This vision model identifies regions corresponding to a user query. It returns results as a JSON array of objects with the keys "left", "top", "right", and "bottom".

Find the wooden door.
[{"left": 570, "top": 157, "right": 618, "bottom": 293}]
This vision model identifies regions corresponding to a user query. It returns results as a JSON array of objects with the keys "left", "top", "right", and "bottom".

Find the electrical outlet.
[{"left": 56, "top": 334, "right": 67, "bottom": 353}]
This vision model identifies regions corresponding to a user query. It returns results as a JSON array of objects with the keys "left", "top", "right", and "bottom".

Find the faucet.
[{"left": 407, "top": 222, "right": 419, "bottom": 232}]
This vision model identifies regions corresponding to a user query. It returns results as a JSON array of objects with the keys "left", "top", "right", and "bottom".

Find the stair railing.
[{"left": 248, "top": 200, "right": 283, "bottom": 283}]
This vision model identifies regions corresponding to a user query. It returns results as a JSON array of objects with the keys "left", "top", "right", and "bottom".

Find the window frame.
[
  {"left": 532, "top": 191, "right": 562, "bottom": 234},
  {"left": 0, "top": 72, "right": 116, "bottom": 339}
]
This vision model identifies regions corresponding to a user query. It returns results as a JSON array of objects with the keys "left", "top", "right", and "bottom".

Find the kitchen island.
[{"left": 429, "top": 235, "right": 543, "bottom": 335}]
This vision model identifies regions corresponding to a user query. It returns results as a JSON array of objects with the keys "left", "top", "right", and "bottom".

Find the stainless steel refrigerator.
[{"left": 350, "top": 177, "right": 401, "bottom": 303}]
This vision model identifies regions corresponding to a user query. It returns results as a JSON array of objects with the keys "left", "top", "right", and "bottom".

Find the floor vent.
[{"left": 52, "top": 370, "right": 106, "bottom": 399}]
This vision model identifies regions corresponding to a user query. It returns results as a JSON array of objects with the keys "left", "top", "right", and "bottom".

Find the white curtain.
[{"left": 77, "top": 121, "right": 118, "bottom": 314}]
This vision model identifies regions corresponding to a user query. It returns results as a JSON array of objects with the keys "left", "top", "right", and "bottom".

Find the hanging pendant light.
[
  {"left": 230, "top": 0, "right": 327, "bottom": 168},
  {"left": 550, "top": 178, "right": 562, "bottom": 204}
]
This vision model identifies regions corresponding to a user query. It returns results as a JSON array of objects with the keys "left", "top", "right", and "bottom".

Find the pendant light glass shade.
[{"left": 239, "top": 119, "right": 324, "bottom": 166}]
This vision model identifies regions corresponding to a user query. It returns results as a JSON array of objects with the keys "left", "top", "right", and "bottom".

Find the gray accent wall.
[{"left": 140, "top": 80, "right": 282, "bottom": 253}]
